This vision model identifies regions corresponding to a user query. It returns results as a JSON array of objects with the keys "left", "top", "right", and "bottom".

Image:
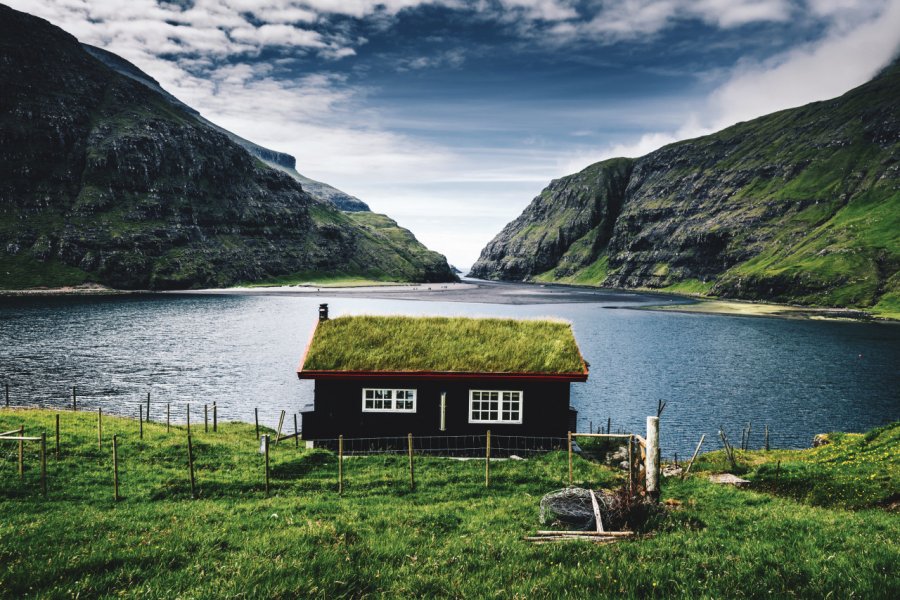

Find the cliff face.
[
  {"left": 471, "top": 60, "right": 900, "bottom": 314},
  {"left": 83, "top": 44, "right": 370, "bottom": 212},
  {"left": 0, "top": 6, "right": 454, "bottom": 289}
]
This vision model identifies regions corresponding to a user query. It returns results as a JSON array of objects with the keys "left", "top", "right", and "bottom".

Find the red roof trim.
[{"left": 297, "top": 369, "right": 588, "bottom": 382}]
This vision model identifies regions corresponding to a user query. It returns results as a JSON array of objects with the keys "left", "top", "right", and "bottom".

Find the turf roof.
[{"left": 300, "top": 316, "right": 587, "bottom": 375}]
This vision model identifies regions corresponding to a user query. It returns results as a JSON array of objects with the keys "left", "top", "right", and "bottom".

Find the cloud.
[
  {"left": 6, "top": 0, "right": 900, "bottom": 269},
  {"left": 571, "top": 0, "right": 900, "bottom": 165},
  {"left": 549, "top": 0, "right": 793, "bottom": 42}
]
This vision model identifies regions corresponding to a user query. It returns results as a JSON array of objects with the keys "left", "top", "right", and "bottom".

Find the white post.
[
  {"left": 645, "top": 416, "right": 660, "bottom": 500},
  {"left": 439, "top": 392, "right": 447, "bottom": 432}
]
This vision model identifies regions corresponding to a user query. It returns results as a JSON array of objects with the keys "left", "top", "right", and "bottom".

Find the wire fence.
[{"left": 311, "top": 434, "right": 568, "bottom": 458}]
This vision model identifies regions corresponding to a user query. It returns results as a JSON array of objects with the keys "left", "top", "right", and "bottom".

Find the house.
[{"left": 296, "top": 305, "right": 588, "bottom": 441}]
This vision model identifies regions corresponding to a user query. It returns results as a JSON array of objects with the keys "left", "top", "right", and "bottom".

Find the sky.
[{"left": 8, "top": 1, "right": 900, "bottom": 269}]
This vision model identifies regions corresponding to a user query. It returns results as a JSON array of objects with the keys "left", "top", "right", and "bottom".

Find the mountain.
[
  {"left": 0, "top": 5, "right": 455, "bottom": 289},
  {"left": 471, "top": 60, "right": 900, "bottom": 316},
  {"left": 82, "top": 45, "right": 370, "bottom": 212}
]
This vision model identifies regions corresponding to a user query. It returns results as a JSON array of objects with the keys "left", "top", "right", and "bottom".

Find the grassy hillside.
[
  {"left": 0, "top": 6, "right": 455, "bottom": 290},
  {"left": 471, "top": 60, "right": 900, "bottom": 315},
  {"left": 1, "top": 409, "right": 897, "bottom": 598}
]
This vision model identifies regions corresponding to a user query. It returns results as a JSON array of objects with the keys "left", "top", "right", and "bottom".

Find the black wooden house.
[{"left": 297, "top": 306, "right": 588, "bottom": 441}]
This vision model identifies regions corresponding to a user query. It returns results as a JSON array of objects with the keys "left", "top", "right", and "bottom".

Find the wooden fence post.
[
  {"left": 264, "top": 434, "right": 271, "bottom": 496},
  {"left": 628, "top": 434, "right": 634, "bottom": 496},
  {"left": 204, "top": 404, "right": 208, "bottom": 433},
  {"left": 682, "top": 434, "right": 705, "bottom": 480},
  {"left": 55, "top": 414, "right": 60, "bottom": 459},
  {"left": 607, "top": 417, "right": 611, "bottom": 435},
  {"left": 567, "top": 431, "right": 573, "bottom": 485},
  {"left": 112, "top": 434, "right": 120, "bottom": 502},
  {"left": 187, "top": 434, "right": 196, "bottom": 499},
  {"left": 186, "top": 404, "right": 190, "bottom": 435},
  {"left": 4, "top": 383, "right": 8, "bottom": 407},
  {"left": 294, "top": 414, "right": 299, "bottom": 448},
  {"left": 72, "top": 386, "right": 77, "bottom": 412},
  {"left": 275, "top": 410, "right": 285, "bottom": 446},
  {"left": 40, "top": 432, "right": 47, "bottom": 497},
  {"left": 485, "top": 430, "right": 491, "bottom": 487},
  {"left": 98, "top": 408, "right": 103, "bottom": 449},
  {"left": 213, "top": 402, "right": 217, "bottom": 432},
  {"left": 255, "top": 408, "right": 259, "bottom": 440},
  {"left": 338, "top": 435, "right": 343, "bottom": 495},
  {"left": 139, "top": 405, "right": 143, "bottom": 440},
  {"left": 408, "top": 433, "right": 415, "bottom": 490},
  {"left": 18, "top": 426, "right": 24, "bottom": 479},
  {"left": 146, "top": 392, "right": 151, "bottom": 423},
  {"left": 166, "top": 403, "right": 170, "bottom": 433},
  {"left": 645, "top": 416, "right": 660, "bottom": 501}
]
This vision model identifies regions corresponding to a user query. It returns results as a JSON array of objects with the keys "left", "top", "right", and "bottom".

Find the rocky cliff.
[
  {"left": 83, "top": 44, "right": 370, "bottom": 212},
  {"left": 471, "top": 59, "right": 900, "bottom": 316},
  {"left": 0, "top": 5, "right": 454, "bottom": 289}
]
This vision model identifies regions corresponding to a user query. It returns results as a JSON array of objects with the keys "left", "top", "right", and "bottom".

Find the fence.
[{"left": 311, "top": 434, "right": 568, "bottom": 457}]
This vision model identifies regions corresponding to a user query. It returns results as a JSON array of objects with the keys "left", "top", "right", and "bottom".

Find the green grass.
[
  {"left": 301, "top": 316, "right": 587, "bottom": 374},
  {"left": 239, "top": 271, "right": 401, "bottom": 288},
  {"left": 535, "top": 256, "right": 610, "bottom": 285},
  {"left": 0, "top": 253, "right": 91, "bottom": 289},
  {"left": 691, "top": 422, "right": 899, "bottom": 510},
  {"left": 660, "top": 278, "right": 715, "bottom": 296},
  {"left": 0, "top": 410, "right": 897, "bottom": 598}
]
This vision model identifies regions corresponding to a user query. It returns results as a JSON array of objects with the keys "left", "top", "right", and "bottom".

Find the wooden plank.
[
  {"left": 485, "top": 430, "right": 491, "bottom": 487},
  {"left": 681, "top": 434, "right": 706, "bottom": 480},
  {"left": 112, "top": 434, "right": 120, "bottom": 502},
  {"left": 40, "top": 432, "right": 47, "bottom": 497},
  {"left": 18, "top": 425, "right": 24, "bottom": 479},
  {"left": 0, "top": 436, "right": 42, "bottom": 441},
  {"left": 589, "top": 489, "right": 604, "bottom": 533},
  {"left": 274, "top": 410, "right": 285, "bottom": 446},
  {"left": 571, "top": 433, "right": 633, "bottom": 439},
  {"left": 535, "top": 530, "right": 633, "bottom": 537},
  {"left": 187, "top": 434, "right": 196, "bottom": 498},
  {"left": 0, "top": 428, "right": 21, "bottom": 436}
]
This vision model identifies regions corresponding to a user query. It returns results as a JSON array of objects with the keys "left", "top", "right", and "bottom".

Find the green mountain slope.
[
  {"left": 0, "top": 5, "right": 455, "bottom": 290},
  {"left": 471, "top": 60, "right": 900, "bottom": 316}
]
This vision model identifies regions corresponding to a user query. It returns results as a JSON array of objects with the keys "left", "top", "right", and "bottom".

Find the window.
[
  {"left": 362, "top": 388, "right": 417, "bottom": 412},
  {"left": 469, "top": 390, "right": 522, "bottom": 424}
]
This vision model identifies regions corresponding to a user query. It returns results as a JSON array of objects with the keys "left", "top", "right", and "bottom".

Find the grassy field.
[{"left": 1, "top": 410, "right": 897, "bottom": 599}]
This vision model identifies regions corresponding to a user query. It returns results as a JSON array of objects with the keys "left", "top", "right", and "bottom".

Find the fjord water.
[{"left": 1, "top": 292, "right": 897, "bottom": 457}]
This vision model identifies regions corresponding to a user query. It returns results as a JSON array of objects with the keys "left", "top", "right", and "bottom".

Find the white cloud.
[
  {"left": 552, "top": 0, "right": 793, "bottom": 42},
  {"left": 572, "top": 0, "right": 900, "bottom": 165},
  {"left": 229, "top": 23, "right": 327, "bottom": 48}
]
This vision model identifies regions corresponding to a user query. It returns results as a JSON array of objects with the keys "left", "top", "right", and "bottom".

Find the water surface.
[{"left": 1, "top": 288, "right": 897, "bottom": 457}]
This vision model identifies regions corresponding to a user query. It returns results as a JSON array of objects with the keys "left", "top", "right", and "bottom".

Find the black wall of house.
[{"left": 301, "top": 378, "right": 572, "bottom": 439}]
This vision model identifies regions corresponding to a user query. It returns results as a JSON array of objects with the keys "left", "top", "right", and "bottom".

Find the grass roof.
[{"left": 301, "top": 316, "right": 586, "bottom": 374}]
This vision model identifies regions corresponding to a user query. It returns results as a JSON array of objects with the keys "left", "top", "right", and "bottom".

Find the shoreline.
[
  {"left": 637, "top": 298, "right": 888, "bottom": 322},
  {"left": 1, "top": 279, "right": 895, "bottom": 322}
]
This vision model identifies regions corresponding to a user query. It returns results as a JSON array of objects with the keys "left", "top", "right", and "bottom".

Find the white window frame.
[
  {"left": 468, "top": 390, "right": 523, "bottom": 424},
  {"left": 361, "top": 388, "right": 417, "bottom": 413}
]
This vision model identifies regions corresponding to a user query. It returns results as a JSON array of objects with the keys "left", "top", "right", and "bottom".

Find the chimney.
[{"left": 318, "top": 303, "right": 329, "bottom": 321}]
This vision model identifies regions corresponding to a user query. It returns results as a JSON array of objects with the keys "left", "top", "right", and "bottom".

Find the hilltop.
[
  {"left": 471, "top": 59, "right": 900, "bottom": 318},
  {"left": 0, "top": 5, "right": 456, "bottom": 290}
]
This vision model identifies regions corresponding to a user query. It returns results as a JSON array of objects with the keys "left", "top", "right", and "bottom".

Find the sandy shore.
[{"left": 640, "top": 298, "right": 883, "bottom": 321}]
